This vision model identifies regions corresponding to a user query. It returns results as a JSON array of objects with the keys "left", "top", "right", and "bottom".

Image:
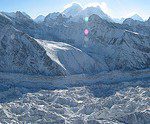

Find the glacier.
[{"left": 0, "top": 86, "right": 149, "bottom": 124}]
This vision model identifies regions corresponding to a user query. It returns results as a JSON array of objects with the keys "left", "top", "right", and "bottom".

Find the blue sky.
[{"left": 0, "top": 0, "right": 149, "bottom": 20}]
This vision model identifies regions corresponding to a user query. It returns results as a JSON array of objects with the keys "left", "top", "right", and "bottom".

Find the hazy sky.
[{"left": 0, "top": 0, "right": 149, "bottom": 20}]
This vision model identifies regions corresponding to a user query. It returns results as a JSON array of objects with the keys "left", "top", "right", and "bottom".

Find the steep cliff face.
[
  {"left": 87, "top": 15, "right": 150, "bottom": 71},
  {"left": 0, "top": 13, "right": 12, "bottom": 27},
  {"left": 0, "top": 27, "right": 67, "bottom": 76},
  {"left": 0, "top": 14, "right": 67, "bottom": 76}
]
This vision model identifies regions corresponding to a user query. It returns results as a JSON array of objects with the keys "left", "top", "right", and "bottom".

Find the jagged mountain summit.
[
  {"left": 45, "top": 12, "right": 61, "bottom": 21},
  {"left": 62, "top": 3, "right": 82, "bottom": 17},
  {"left": 77, "top": 6, "right": 112, "bottom": 22},
  {"left": 123, "top": 18, "right": 143, "bottom": 26},
  {"left": 123, "top": 16, "right": 150, "bottom": 28},
  {"left": 2, "top": 11, "right": 32, "bottom": 20},
  {"left": 122, "top": 17, "right": 150, "bottom": 36},
  {"left": 34, "top": 15, "right": 45, "bottom": 23},
  {"left": 130, "top": 14, "right": 144, "bottom": 21},
  {"left": 44, "top": 12, "right": 69, "bottom": 26},
  {"left": 1, "top": 11, "right": 56, "bottom": 41},
  {"left": 62, "top": 3, "right": 112, "bottom": 22},
  {"left": 113, "top": 14, "right": 144, "bottom": 24}
]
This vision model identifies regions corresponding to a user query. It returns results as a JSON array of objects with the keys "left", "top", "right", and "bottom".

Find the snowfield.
[
  {"left": 37, "top": 40, "right": 104, "bottom": 75},
  {"left": 0, "top": 86, "right": 149, "bottom": 124}
]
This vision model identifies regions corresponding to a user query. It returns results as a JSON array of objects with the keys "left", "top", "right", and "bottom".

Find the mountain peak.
[
  {"left": 79, "top": 6, "right": 112, "bottom": 22},
  {"left": 130, "top": 14, "right": 143, "bottom": 21},
  {"left": 34, "top": 15, "right": 45, "bottom": 23},
  {"left": 71, "top": 3, "right": 82, "bottom": 8},
  {"left": 62, "top": 3, "right": 82, "bottom": 17},
  {"left": 45, "top": 12, "right": 62, "bottom": 21},
  {"left": 13, "top": 11, "right": 32, "bottom": 21},
  {"left": 1, "top": 11, "right": 31, "bottom": 20}
]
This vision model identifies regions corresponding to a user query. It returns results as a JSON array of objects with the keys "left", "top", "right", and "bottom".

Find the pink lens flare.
[{"left": 84, "top": 29, "right": 89, "bottom": 36}]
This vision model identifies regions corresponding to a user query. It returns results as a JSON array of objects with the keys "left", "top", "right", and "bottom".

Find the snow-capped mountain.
[
  {"left": 123, "top": 16, "right": 150, "bottom": 27},
  {"left": 2, "top": 11, "right": 32, "bottom": 20},
  {"left": 76, "top": 6, "right": 112, "bottom": 22},
  {"left": 62, "top": 3, "right": 112, "bottom": 22},
  {"left": 130, "top": 14, "right": 144, "bottom": 21},
  {"left": 123, "top": 18, "right": 143, "bottom": 26},
  {"left": 44, "top": 12, "right": 69, "bottom": 26},
  {"left": 62, "top": 3, "right": 82, "bottom": 17},
  {"left": 45, "top": 12, "right": 61, "bottom": 21},
  {"left": 0, "top": 13, "right": 104, "bottom": 76},
  {"left": 43, "top": 14, "right": 150, "bottom": 71},
  {"left": 1, "top": 11, "right": 56, "bottom": 41},
  {"left": 0, "top": 14, "right": 67, "bottom": 76},
  {"left": 87, "top": 15, "right": 150, "bottom": 71},
  {"left": 1, "top": 10, "right": 149, "bottom": 72},
  {"left": 34, "top": 15, "right": 45, "bottom": 23},
  {"left": 122, "top": 18, "right": 150, "bottom": 36},
  {"left": 121, "top": 14, "right": 144, "bottom": 27},
  {"left": 2, "top": 11, "right": 32, "bottom": 21}
]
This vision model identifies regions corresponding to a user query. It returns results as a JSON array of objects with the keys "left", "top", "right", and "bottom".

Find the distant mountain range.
[
  {"left": 0, "top": 10, "right": 149, "bottom": 74},
  {"left": 62, "top": 3, "right": 112, "bottom": 22},
  {"left": 113, "top": 14, "right": 144, "bottom": 24}
]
